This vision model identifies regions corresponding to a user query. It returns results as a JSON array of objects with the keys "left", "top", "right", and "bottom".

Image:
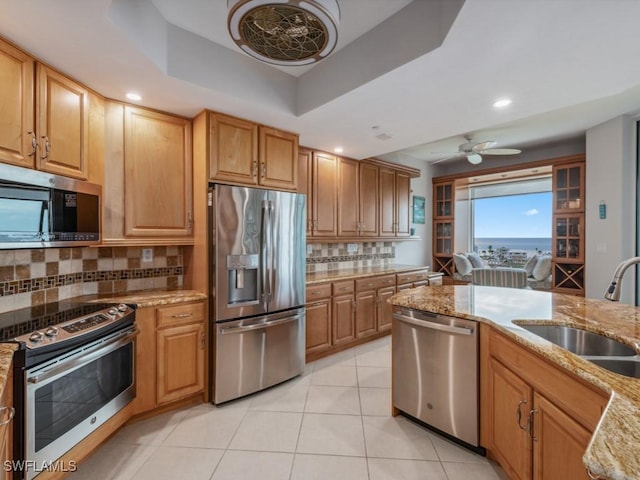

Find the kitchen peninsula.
[{"left": 389, "top": 285, "right": 640, "bottom": 480}]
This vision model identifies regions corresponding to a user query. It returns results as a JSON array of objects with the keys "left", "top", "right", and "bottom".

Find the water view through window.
[{"left": 473, "top": 192, "right": 552, "bottom": 267}]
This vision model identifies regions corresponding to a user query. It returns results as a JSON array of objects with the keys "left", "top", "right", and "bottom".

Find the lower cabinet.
[
  {"left": 355, "top": 274, "right": 396, "bottom": 337},
  {"left": 305, "top": 284, "right": 332, "bottom": 356},
  {"left": 332, "top": 281, "right": 356, "bottom": 346},
  {"left": 485, "top": 329, "right": 607, "bottom": 480},
  {"left": 134, "top": 300, "right": 206, "bottom": 415},
  {"left": 0, "top": 360, "right": 13, "bottom": 480}
]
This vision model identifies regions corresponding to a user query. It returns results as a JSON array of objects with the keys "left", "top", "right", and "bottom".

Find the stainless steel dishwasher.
[{"left": 392, "top": 307, "right": 480, "bottom": 449}]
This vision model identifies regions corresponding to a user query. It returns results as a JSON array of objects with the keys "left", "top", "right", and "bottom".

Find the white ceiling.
[{"left": 2, "top": 0, "right": 640, "bottom": 166}]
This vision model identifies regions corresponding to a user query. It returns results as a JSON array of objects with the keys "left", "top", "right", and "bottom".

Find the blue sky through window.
[{"left": 473, "top": 192, "right": 552, "bottom": 238}]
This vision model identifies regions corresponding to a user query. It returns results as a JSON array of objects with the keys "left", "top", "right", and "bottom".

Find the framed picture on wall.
[{"left": 413, "top": 196, "right": 425, "bottom": 224}]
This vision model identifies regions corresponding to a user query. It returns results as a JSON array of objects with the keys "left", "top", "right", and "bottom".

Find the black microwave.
[{"left": 0, "top": 163, "right": 101, "bottom": 249}]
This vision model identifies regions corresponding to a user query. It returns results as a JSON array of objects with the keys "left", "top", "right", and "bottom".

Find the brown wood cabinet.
[
  {"left": 0, "top": 360, "right": 13, "bottom": 480},
  {"left": 0, "top": 39, "right": 34, "bottom": 169},
  {"left": 355, "top": 274, "right": 396, "bottom": 338},
  {"left": 104, "top": 102, "right": 193, "bottom": 244},
  {"left": 207, "top": 112, "right": 298, "bottom": 191},
  {"left": 379, "top": 168, "right": 411, "bottom": 237},
  {"left": 308, "top": 151, "right": 338, "bottom": 237},
  {"left": 332, "top": 281, "right": 356, "bottom": 345},
  {"left": 396, "top": 269, "right": 430, "bottom": 291},
  {"left": 305, "top": 284, "right": 332, "bottom": 356},
  {"left": 0, "top": 39, "right": 89, "bottom": 179},
  {"left": 432, "top": 180, "right": 455, "bottom": 278},
  {"left": 338, "top": 158, "right": 379, "bottom": 237},
  {"left": 484, "top": 329, "right": 607, "bottom": 480},
  {"left": 133, "top": 301, "right": 206, "bottom": 415},
  {"left": 552, "top": 161, "right": 585, "bottom": 295}
]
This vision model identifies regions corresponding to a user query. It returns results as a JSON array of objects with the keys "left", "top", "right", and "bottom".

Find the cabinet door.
[
  {"left": 355, "top": 290, "right": 377, "bottom": 338},
  {"left": 395, "top": 172, "right": 411, "bottom": 236},
  {"left": 124, "top": 106, "right": 193, "bottom": 237},
  {"left": 332, "top": 294, "right": 355, "bottom": 345},
  {"left": 209, "top": 112, "right": 258, "bottom": 185},
  {"left": 157, "top": 322, "right": 205, "bottom": 404},
  {"left": 359, "top": 162, "right": 379, "bottom": 236},
  {"left": 379, "top": 168, "right": 396, "bottom": 236},
  {"left": 312, "top": 152, "right": 338, "bottom": 237},
  {"left": 132, "top": 307, "right": 157, "bottom": 415},
  {"left": 298, "top": 148, "right": 313, "bottom": 235},
  {"left": 259, "top": 126, "right": 298, "bottom": 190},
  {"left": 0, "top": 358, "right": 13, "bottom": 480},
  {"left": 532, "top": 392, "right": 593, "bottom": 480},
  {"left": 337, "top": 157, "right": 360, "bottom": 236},
  {"left": 36, "top": 64, "right": 89, "bottom": 179},
  {"left": 376, "top": 285, "right": 396, "bottom": 332},
  {"left": 306, "top": 299, "right": 332, "bottom": 355},
  {"left": 0, "top": 39, "right": 34, "bottom": 168},
  {"left": 489, "top": 358, "right": 533, "bottom": 480}
]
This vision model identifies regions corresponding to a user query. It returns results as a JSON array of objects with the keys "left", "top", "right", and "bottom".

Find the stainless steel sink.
[
  {"left": 589, "top": 358, "right": 640, "bottom": 379},
  {"left": 519, "top": 324, "right": 637, "bottom": 357}
]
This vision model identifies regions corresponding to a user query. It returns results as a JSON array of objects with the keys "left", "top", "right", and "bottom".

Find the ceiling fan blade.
[
  {"left": 471, "top": 141, "right": 496, "bottom": 152},
  {"left": 482, "top": 148, "right": 522, "bottom": 155},
  {"left": 430, "top": 153, "right": 463, "bottom": 164}
]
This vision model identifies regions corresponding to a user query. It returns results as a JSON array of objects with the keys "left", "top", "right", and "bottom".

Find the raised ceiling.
[{"left": 1, "top": 0, "right": 640, "bottom": 165}]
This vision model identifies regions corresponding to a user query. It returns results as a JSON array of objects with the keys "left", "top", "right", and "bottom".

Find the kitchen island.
[{"left": 389, "top": 284, "right": 640, "bottom": 480}]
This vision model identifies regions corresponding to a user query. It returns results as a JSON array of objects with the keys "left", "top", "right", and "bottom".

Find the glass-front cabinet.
[
  {"left": 552, "top": 161, "right": 585, "bottom": 295},
  {"left": 433, "top": 181, "right": 455, "bottom": 278}
]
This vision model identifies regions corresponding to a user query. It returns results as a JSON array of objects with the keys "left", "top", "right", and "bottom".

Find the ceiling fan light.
[
  {"left": 227, "top": 0, "right": 340, "bottom": 66},
  {"left": 467, "top": 153, "right": 482, "bottom": 164}
]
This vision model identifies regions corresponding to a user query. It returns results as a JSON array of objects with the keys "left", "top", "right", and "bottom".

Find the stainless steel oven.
[{"left": 5, "top": 302, "right": 136, "bottom": 480}]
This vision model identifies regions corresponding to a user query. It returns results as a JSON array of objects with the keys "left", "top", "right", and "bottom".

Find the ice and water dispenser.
[{"left": 226, "top": 254, "right": 259, "bottom": 305}]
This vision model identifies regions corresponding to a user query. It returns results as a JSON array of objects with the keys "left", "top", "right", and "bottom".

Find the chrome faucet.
[{"left": 604, "top": 256, "right": 640, "bottom": 301}]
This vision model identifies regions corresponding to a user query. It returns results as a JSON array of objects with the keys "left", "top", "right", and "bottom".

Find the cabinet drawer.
[
  {"left": 396, "top": 269, "right": 429, "bottom": 285},
  {"left": 156, "top": 302, "right": 206, "bottom": 328},
  {"left": 356, "top": 274, "right": 396, "bottom": 291},
  {"left": 332, "top": 280, "right": 354, "bottom": 295},
  {"left": 489, "top": 329, "right": 607, "bottom": 431},
  {"left": 306, "top": 283, "right": 332, "bottom": 301}
]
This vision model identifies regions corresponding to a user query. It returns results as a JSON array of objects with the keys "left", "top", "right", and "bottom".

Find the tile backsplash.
[
  {"left": 0, "top": 246, "right": 183, "bottom": 314},
  {"left": 306, "top": 242, "right": 395, "bottom": 273}
]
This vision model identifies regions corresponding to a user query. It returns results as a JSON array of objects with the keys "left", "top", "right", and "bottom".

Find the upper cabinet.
[
  {"left": 303, "top": 149, "right": 419, "bottom": 241},
  {"left": 207, "top": 111, "right": 298, "bottom": 191},
  {"left": 0, "top": 39, "right": 90, "bottom": 180},
  {"left": 104, "top": 102, "right": 193, "bottom": 244},
  {"left": 0, "top": 39, "right": 34, "bottom": 168},
  {"left": 379, "top": 168, "right": 411, "bottom": 237}
]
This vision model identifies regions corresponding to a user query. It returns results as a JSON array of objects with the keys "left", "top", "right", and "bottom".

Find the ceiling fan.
[{"left": 431, "top": 136, "right": 522, "bottom": 165}]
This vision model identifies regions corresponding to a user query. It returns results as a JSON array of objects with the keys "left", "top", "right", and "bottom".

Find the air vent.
[{"left": 228, "top": 0, "right": 340, "bottom": 66}]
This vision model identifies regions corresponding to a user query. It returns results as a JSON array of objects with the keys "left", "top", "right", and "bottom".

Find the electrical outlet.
[
  {"left": 142, "top": 248, "right": 153, "bottom": 262},
  {"left": 347, "top": 243, "right": 358, "bottom": 254},
  {"left": 307, "top": 244, "right": 313, "bottom": 255}
]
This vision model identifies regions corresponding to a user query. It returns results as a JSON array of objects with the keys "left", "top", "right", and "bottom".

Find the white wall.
[
  {"left": 389, "top": 155, "right": 432, "bottom": 267},
  {"left": 585, "top": 115, "right": 636, "bottom": 302}
]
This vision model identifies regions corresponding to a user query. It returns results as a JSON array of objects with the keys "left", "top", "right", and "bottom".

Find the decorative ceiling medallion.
[{"left": 228, "top": 0, "right": 340, "bottom": 66}]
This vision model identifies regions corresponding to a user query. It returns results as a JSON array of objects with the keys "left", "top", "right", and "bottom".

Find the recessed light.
[
  {"left": 126, "top": 92, "right": 142, "bottom": 101},
  {"left": 493, "top": 98, "right": 512, "bottom": 108},
  {"left": 334, "top": 147, "right": 344, "bottom": 154}
]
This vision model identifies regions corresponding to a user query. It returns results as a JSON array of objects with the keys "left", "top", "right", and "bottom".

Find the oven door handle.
[
  {"left": 218, "top": 314, "right": 301, "bottom": 335},
  {"left": 26, "top": 328, "right": 139, "bottom": 385}
]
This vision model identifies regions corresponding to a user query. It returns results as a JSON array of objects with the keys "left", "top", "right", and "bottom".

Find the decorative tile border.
[{"left": 306, "top": 242, "right": 396, "bottom": 272}]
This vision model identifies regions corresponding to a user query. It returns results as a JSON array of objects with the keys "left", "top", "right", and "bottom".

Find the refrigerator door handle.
[
  {"left": 268, "top": 200, "right": 275, "bottom": 303},
  {"left": 261, "top": 200, "right": 274, "bottom": 306},
  {"left": 218, "top": 313, "right": 302, "bottom": 335}
]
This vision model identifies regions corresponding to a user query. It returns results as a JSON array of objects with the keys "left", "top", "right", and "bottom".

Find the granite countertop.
[
  {"left": 77, "top": 288, "right": 208, "bottom": 308},
  {"left": 389, "top": 285, "right": 640, "bottom": 480},
  {"left": 306, "top": 264, "right": 431, "bottom": 285},
  {"left": 0, "top": 343, "right": 17, "bottom": 402}
]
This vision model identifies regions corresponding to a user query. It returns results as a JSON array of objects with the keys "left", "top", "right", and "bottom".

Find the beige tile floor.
[{"left": 69, "top": 336, "right": 507, "bottom": 480}]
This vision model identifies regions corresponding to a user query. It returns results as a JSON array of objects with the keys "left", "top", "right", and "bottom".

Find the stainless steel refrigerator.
[{"left": 209, "top": 184, "right": 306, "bottom": 404}]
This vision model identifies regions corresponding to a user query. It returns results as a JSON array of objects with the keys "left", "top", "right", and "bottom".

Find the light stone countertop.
[
  {"left": 77, "top": 288, "right": 208, "bottom": 308},
  {"left": 306, "top": 265, "right": 431, "bottom": 285},
  {"left": 389, "top": 284, "right": 640, "bottom": 480},
  {"left": 0, "top": 343, "right": 17, "bottom": 402}
]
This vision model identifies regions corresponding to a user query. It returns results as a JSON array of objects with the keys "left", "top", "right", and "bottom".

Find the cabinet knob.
[
  {"left": 261, "top": 162, "right": 267, "bottom": 178},
  {"left": 252, "top": 160, "right": 258, "bottom": 177}
]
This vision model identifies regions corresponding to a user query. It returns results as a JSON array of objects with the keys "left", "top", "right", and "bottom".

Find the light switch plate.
[
  {"left": 142, "top": 248, "right": 153, "bottom": 262},
  {"left": 347, "top": 243, "right": 358, "bottom": 254},
  {"left": 306, "top": 244, "right": 313, "bottom": 255}
]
